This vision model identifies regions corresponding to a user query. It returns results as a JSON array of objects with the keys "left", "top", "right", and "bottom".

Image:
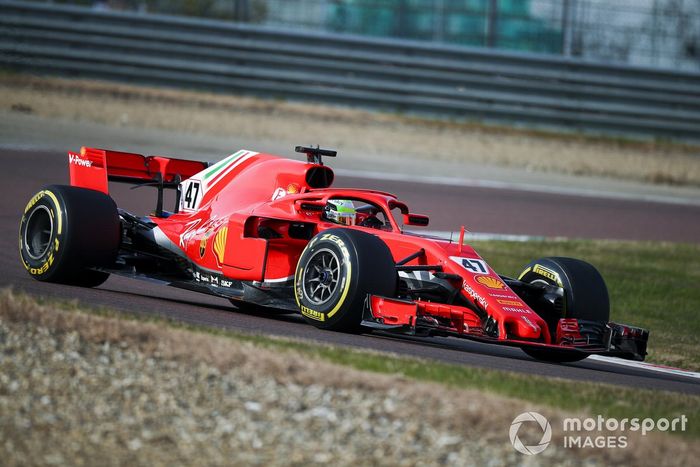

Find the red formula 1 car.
[{"left": 19, "top": 146, "right": 648, "bottom": 363}]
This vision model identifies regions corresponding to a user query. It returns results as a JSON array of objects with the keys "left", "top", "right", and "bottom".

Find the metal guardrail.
[{"left": 1, "top": 0, "right": 699, "bottom": 140}]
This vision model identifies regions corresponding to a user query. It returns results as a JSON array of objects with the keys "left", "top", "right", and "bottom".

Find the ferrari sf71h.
[{"left": 19, "top": 146, "right": 648, "bottom": 363}]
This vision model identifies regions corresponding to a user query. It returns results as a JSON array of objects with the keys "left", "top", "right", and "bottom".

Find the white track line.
[
  {"left": 334, "top": 168, "right": 700, "bottom": 207},
  {"left": 8, "top": 144, "right": 696, "bottom": 380},
  {"left": 587, "top": 355, "right": 700, "bottom": 380},
  {"left": 6, "top": 145, "right": 698, "bottom": 206},
  {"left": 409, "top": 230, "right": 564, "bottom": 242},
  {"left": 413, "top": 230, "right": 700, "bottom": 381}
]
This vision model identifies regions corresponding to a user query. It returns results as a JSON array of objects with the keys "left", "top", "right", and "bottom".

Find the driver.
[
  {"left": 322, "top": 199, "right": 385, "bottom": 229},
  {"left": 322, "top": 199, "right": 357, "bottom": 226}
]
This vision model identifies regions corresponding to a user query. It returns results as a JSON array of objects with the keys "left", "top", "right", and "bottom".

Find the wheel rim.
[
  {"left": 24, "top": 205, "right": 54, "bottom": 260},
  {"left": 302, "top": 248, "right": 341, "bottom": 305}
]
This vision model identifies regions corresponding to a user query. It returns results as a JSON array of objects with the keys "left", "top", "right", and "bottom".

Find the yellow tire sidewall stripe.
[
  {"left": 19, "top": 189, "right": 63, "bottom": 275},
  {"left": 295, "top": 234, "right": 353, "bottom": 321}
]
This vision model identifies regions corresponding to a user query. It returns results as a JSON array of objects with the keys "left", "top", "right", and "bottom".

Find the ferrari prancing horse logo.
[
  {"left": 200, "top": 230, "right": 215, "bottom": 258},
  {"left": 199, "top": 237, "right": 207, "bottom": 258}
]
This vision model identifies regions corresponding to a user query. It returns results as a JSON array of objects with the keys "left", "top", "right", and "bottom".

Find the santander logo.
[{"left": 69, "top": 154, "right": 93, "bottom": 168}]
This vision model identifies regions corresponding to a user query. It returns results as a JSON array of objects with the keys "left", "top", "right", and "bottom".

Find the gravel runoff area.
[
  {"left": 1, "top": 74, "right": 699, "bottom": 187},
  {"left": 2, "top": 289, "right": 699, "bottom": 466}
]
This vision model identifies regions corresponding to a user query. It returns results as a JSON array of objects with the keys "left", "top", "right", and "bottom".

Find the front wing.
[{"left": 362, "top": 295, "right": 649, "bottom": 361}]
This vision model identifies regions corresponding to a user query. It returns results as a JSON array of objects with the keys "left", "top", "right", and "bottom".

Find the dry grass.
[
  {"left": 1, "top": 73, "right": 700, "bottom": 186},
  {"left": 1, "top": 288, "right": 698, "bottom": 466}
]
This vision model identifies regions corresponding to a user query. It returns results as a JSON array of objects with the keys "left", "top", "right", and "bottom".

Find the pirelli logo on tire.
[
  {"left": 533, "top": 264, "right": 563, "bottom": 286},
  {"left": 295, "top": 265, "right": 330, "bottom": 322},
  {"left": 319, "top": 233, "right": 350, "bottom": 260},
  {"left": 19, "top": 189, "right": 62, "bottom": 277},
  {"left": 519, "top": 263, "right": 563, "bottom": 287},
  {"left": 24, "top": 191, "right": 45, "bottom": 214},
  {"left": 295, "top": 228, "right": 396, "bottom": 331},
  {"left": 27, "top": 248, "right": 56, "bottom": 275},
  {"left": 300, "top": 305, "right": 325, "bottom": 322},
  {"left": 294, "top": 266, "right": 305, "bottom": 300},
  {"left": 294, "top": 232, "right": 353, "bottom": 324}
]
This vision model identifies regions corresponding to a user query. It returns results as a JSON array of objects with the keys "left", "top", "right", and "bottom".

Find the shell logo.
[
  {"left": 287, "top": 183, "right": 300, "bottom": 194},
  {"left": 476, "top": 275, "right": 506, "bottom": 290},
  {"left": 214, "top": 226, "right": 228, "bottom": 264}
]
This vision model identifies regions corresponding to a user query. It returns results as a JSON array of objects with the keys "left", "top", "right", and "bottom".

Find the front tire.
[
  {"left": 518, "top": 257, "right": 610, "bottom": 363},
  {"left": 19, "top": 185, "right": 120, "bottom": 287},
  {"left": 295, "top": 228, "right": 396, "bottom": 332}
]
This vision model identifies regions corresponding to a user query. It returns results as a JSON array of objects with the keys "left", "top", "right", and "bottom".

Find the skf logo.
[
  {"left": 69, "top": 153, "right": 93, "bottom": 167},
  {"left": 476, "top": 276, "right": 506, "bottom": 289}
]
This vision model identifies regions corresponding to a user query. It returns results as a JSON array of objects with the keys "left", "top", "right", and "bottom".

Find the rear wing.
[{"left": 69, "top": 147, "right": 209, "bottom": 215}]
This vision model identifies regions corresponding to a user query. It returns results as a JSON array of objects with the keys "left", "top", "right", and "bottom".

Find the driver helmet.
[{"left": 323, "top": 199, "right": 356, "bottom": 226}]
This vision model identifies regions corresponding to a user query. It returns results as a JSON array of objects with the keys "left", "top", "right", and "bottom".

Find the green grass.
[
  {"left": 297, "top": 344, "right": 700, "bottom": 438},
  {"left": 469, "top": 239, "right": 700, "bottom": 371},
  {"left": 18, "top": 282, "right": 699, "bottom": 439},
  {"left": 8, "top": 239, "right": 699, "bottom": 439}
]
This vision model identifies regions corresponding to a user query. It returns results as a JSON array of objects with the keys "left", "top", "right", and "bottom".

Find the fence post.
[
  {"left": 396, "top": 0, "right": 409, "bottom": 38},
  {"left": 0, "top": 0, "right": 698, "bottom": 140},
  {"left": 234, "top": 0, "right": 250, "bottom": 22},
  {"left": 433, "top": 0, "right": 446, "bottom": 42},
  {"left": 486, "top": 0, "right": 498, "bottom": 47},
  {"left": 561, "top": 0, "right": 573, "bottom": 56}
]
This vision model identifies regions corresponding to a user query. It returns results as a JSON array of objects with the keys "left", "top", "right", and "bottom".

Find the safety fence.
[{"left": 1, "top": 0, "right": 699, "bottom": 140}]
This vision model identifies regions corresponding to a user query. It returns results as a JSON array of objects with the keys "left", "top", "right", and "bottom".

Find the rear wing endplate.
[
  {"left": 68, "top": 147, "right": 209, "bottom": 215},
  {"left": 69, "top": 147, "right": 208, "bottom": 193}
]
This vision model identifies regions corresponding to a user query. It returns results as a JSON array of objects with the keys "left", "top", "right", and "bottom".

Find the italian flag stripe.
[
  {"left": 203, "top": 149, "right": 247, "bottom": 181},
  {"left": 206, "top": 150, "right": 258, "bottom": 189}
]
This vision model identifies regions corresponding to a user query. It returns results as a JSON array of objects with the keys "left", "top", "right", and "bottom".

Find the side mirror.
[
  {"left": 403, "top": 213, "right": 429, "bottom": 227},
  {"left": 295, "top": 200, "right": 326, "bottom": 212}
]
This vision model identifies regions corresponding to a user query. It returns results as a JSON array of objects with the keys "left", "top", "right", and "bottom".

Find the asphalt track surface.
[{"left": 3, "top": 149, "right": 700, "bottom": 395}]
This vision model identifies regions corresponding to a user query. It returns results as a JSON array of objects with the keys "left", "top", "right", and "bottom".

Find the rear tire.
[
  {"left": 295, "top": 228, "right": 396, "bottom": 332},
  {"left": 19, "top": 185, "right": 120, "bottom": 287},
  {"left": 517, "top": 257, "right": 610, "bottom": 363}
]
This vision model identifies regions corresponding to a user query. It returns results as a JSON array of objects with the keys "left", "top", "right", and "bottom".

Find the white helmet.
[{"left": 323, "top": 199, "right": 356, "bottom": 226}]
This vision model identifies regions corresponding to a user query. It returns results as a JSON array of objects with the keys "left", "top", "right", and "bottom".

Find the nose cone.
[{"left": 509, "top": 316, "right": 543, "bottom": 339}]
